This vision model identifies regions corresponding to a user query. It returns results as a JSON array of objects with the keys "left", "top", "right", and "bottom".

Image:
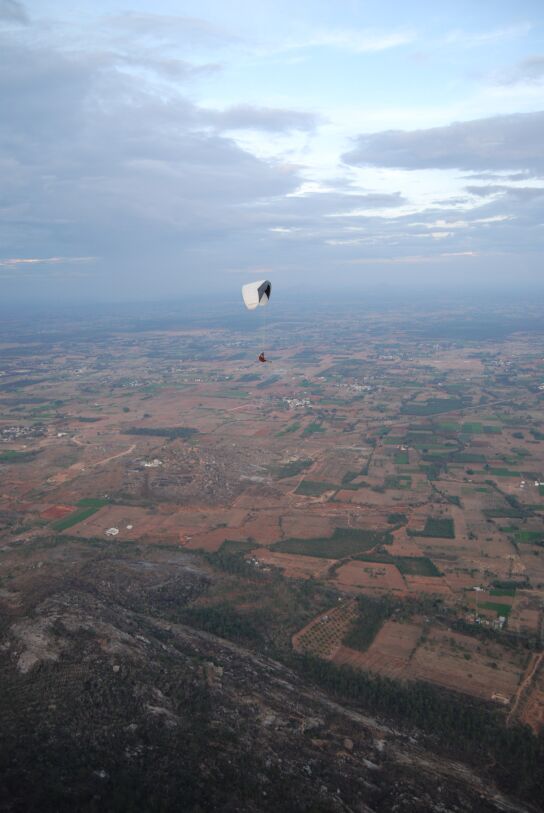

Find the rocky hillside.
[{"left": 0, "top": 540, "right": 537, "bottom": 812}]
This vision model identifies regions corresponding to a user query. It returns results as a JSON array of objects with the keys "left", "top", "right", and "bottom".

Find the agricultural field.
[{"left": 1, "top": 296, "right": 543, "bottom": 741}]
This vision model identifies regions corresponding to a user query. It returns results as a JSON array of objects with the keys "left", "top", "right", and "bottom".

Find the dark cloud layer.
[
  {"left": 343, "top": 111, "right": 544, "bottom": 174},
  {"left": 0, "top": 29, "right": 314, "bottom": 295}
]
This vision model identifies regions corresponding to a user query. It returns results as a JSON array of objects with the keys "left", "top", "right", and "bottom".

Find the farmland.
[{"left": 1, "top": 294, "right": 544, "bottom": 757}]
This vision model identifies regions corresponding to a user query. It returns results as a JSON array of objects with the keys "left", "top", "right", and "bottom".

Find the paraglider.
[{"left": 242, "top": 280, "right": 271, "bottom": 362}]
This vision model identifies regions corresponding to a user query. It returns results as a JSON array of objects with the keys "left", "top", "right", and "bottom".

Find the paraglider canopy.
[{"left": 242, "top": 280, "right": 271, "bottom": 310}]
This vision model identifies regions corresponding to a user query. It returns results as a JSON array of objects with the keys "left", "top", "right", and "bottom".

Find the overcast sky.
[{"left": 1, "top": 0, "right": 543, "bottom": 303}]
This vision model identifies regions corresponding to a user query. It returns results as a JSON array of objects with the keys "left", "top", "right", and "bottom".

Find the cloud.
[
  {"left": 114, "top": 52, "right": 221, "bottom": 80},
  {"left": 1, "top": 7, "right": 542, "bottom": 299},
  {"left": 107, "top": 12, "right": 237, "bottom": 47},
  {"left": 466, "top": 185, "right": 544, "bottom": 200},
  {"left": 201, "top": 104, "right": 320, "bottom": 133},
  {"left": 294, "top": 28, "right": 415, "bottom": 53},
  {"left": 496, "top": 55, "right": 544, "bottom": 85},
  {"left": 0, "top": 29, "right": 304, "bottom": 297},
  {"left": 444, "top": 23, "right": 531, "bottom": 48},
  {"left": 248, "top": 190, "right": 406, "bottom": 236},
  {"left": 343, "top": 251, "right": 480, "bottom": 265},
  {"left": 0, "top": 256, "right": 96, "bottom": 268},
  {"left": 343, "top": 111, "right": 544, "bottom": 174},
  {"left": 0, "top": 0, "right": 27, "bottom": 24},
  {"left": 0, "top": 256, "right": 96, "bottom": 280}
]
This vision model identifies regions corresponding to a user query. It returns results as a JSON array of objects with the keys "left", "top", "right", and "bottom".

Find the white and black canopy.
[{"left": 241, "top": 279, "right": 272, "bottom": 310}]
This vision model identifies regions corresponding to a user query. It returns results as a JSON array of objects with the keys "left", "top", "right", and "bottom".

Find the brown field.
[
  {"left": 251, "top": 548, "right": 336, "bottom": 579},
  {"left": 387, "top": 536, "right": 425, "bottom": 557},
  {"left": 508, "top": 591, "right": 542, "bottom": 635},
  {"left": 403, "top": 575, "right": 453, "bottom": 595},
  {"left": 331, "top": 620, "right": 526, "bottom": 704},
  {"left": 40, "top": 505, "right": 75, "bottom": 520},
  {"left": 65, "top": 504, "right": 248, "bottom": 545},
  {"left": 183, "top": 527, "right": 233, "bottom": 551},
  {"left": 442, "top": 572, "right": 488, "bottom": 592},
  {"left": 410, "top": 628, "right": 525, "bottom": 702},
  {"left": 333, "top": 560, "right": 407, "bottom": 595},
  {"left": 333, "top": 620, "right": 422, "bottom": 680},
  {"left": 238, "top": 513, "right": 283, "bottom": 545},
  {"left": 279, "top": 512, "right": 335, "bottom": 539}
]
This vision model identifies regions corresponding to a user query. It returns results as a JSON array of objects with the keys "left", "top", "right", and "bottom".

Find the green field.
[
  {"left": 487, "top": 468, "right": 521, "bottom": 478},
  {"left": 387, "top": 512, "right": 407, "bottom": 525},
  {"left": 384, "top": 475, "right": 412, "bottom": 489},
  {"left": 355, "top": 553, "right": 441, "bottom": 576},
  {"left": 271, "top": 527, "right": 390, "bottom": 558},
  {"left": 484, "top": 508, "right": 525, "bottom": 519},
  {"left": 76, "top": 498, "right": 110, "bottom": 509},
  {"left": 294, "top": 480, "right": 336, "bottom": 496},
  {"left": 516, "top": 530, "right": 544, "bottom": 544},
  {"left": 408, "top": 517, "right": 455, "bottom": 539},
  {"left": 394, "top": 450, "right": 409, "bottom": 464},
  {"left": 451, "top": 453, "right": 487, "bottom": 464},
  {"left": 302, "top": 422, "right": 325, "bottom": 436},
  {"left": 401, "top": 398, "right": 464, "bottom": 416},
  {"left": 52, "top": 507, "right": 103, "bottom": 532},
  {"left": 461, "top": 423, "right": 501, "bottom": 434},
  {"left": 479, "top": 601, "right": 512, "bottom": 617},
  {"left": 219, "top": 539, "right": 256, "bottom": 555},
  {"left": 124, "top": 426, "right": 199, "bottom": 439},
  {"left": 343, "top": 596, "right": 391, "bottom": 652},
  {"left": 0, "top": 449, "right": 38, "bottom": 463},
  {"left": 274, "top": 459, "right": 312, "bottom": 479},
  {"left": 276, "top": 422, "right": 301, "bottom": 437},
  {"left": 490, "top": 587, "right": 516, "bottom": 597}
]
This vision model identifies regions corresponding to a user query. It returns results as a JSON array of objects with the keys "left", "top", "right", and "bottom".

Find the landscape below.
[{"left": 1, "top": 297, "right": 544, "bottom": 811}]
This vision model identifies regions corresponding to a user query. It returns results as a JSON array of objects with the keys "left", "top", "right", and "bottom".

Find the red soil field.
[
  {"left": 403, "top": 576, "right": 453, "bottom": 596},
  {"left": 40, "top": 505, "right": 75, "bottom": 520}
]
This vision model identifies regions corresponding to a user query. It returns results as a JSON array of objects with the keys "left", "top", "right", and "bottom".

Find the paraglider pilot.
[{"left": 242, "top": 279, "right": 272, "bottom": 364}]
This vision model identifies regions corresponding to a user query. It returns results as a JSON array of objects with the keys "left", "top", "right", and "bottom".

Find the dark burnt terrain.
[{"left": 0, "top": 539, "right": 535, "bottom": 813}]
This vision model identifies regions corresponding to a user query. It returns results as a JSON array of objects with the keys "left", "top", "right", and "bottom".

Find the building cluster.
[
  {"left": 1, "top": 424, "right": 46, "bottom": 441},
  {"left": 283, "top": 397, "right": 311, "bottom": 409},
  {"left": 142, "top": 458, "right": 163, "bottom": 468},
  {"left": 465, "top": 612, "right": 506, "bottom": 630}
]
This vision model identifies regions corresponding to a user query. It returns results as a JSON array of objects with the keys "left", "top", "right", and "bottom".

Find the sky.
[{"left": 1, "top": 0, "right": 543, "bottom": 303}]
